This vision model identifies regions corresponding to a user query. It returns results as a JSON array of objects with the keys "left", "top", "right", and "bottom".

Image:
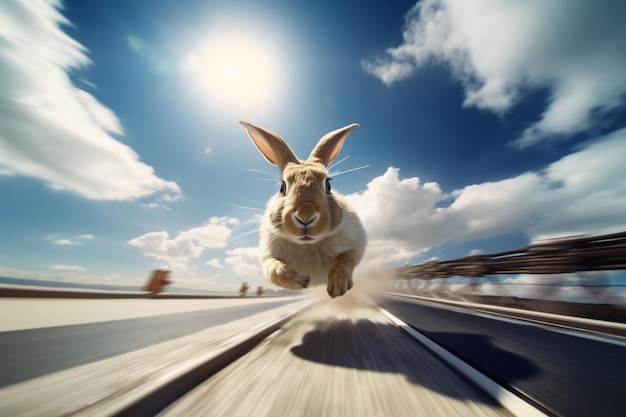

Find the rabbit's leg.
[
  {"left": 327, "top": 251, "right": 356, "bottom": 298},
  {"left": 262, "top": 256, "right": 310, "bottom": 290}
]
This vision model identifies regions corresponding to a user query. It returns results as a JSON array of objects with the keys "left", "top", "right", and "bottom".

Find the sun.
[{"left": 186, "top": 28, "right": 287, "bottom": 115}]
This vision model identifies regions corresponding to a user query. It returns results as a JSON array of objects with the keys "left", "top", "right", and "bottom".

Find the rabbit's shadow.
[{"left": 290, "top": 318, "right": 536, "bottom": 402}]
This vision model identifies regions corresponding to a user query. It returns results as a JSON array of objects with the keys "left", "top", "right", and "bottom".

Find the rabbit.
[{"left": 240, "top": 121, "right": 367, "bottom": 298}]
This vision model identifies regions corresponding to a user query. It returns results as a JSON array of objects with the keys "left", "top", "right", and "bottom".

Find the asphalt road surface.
[
  {"left": 159, "top": 303, "right": 514, "bottom": 417},
  {"left": 3, "top": 292, "right": 622, "bottom": 416},
  {"left": 0, "top": 296, "right": 301, "bottom": 387},
  {"left": 382, "top": 294, "right": 626, "bottom": 417}
]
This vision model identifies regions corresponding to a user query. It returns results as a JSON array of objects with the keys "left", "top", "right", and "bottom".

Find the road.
[
  {"left": 0, "top": 292, "right": 520, "bottom": 417},
  {"left": 382, "top": 294, "right": 626, "bottom": 417},
  {"left": 1, "top": 291, "right": 623, "bottom": 416},
  {"left": 0, "top": 296, "right": 302, "bottom": 387},
  {"left": 158, "top": 301, "right": 514, "bottom": 417}
]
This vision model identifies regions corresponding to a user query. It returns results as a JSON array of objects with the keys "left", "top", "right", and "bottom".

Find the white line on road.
[
  {"left": 386, "top": 292, "right": 626, "bottom": 348},
  {"left": 385, "top": 292, "right": 626, "bottom": 332},
  {"left": 380, "top": 308, "right": 549, "bottom": 417}
]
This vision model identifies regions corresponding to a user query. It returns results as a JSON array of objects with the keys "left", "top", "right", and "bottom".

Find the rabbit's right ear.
[
  {"left": 239, "top": 121, "right": 299, "bottom": 170},
  {"left": 309, "top": 123, "right": 359, "bottom": 167}
]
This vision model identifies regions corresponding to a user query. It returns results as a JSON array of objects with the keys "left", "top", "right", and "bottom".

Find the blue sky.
[{"left": 1, "top": 0, "right": 625, "bottom": 293}]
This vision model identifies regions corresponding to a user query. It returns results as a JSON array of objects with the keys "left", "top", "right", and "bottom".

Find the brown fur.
[{"left": 240, "top": 121, "right": 367, "bottom": 297}]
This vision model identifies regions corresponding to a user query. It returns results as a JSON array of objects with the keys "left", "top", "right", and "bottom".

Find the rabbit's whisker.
[
  {"left": 229, "top": 228, "right": 261, "bottom": 244},
  {"left": 330, "top": 164, "right": 370, "bottom": 177},
  {"left": 241, "top": 216, "right": 262, "bottom": 226},
  {"left": 231, "top": 204, "right": 264, "bottom": 211},
  {"left": 328, "top": 155, "right": 351, "bottom": 170},
  {"left": 247, "top": 168, "right": 278, "bottom": 179}
]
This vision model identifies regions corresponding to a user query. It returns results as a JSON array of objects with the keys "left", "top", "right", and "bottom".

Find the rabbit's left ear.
[{"left": 309, "top": 124, "right": 359, "bottom": 166}]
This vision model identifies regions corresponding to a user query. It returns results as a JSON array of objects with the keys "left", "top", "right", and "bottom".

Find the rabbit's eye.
[
  {"left": 325, "top": 178, "right": 332, "bottom": 194},
  {"left": 279, "top": 181, "right": 286, "bottom": 196}
]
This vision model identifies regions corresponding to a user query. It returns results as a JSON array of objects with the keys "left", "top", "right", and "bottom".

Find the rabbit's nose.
[{"left": 294, "top": 203, "right": 319, "bottom": 226}]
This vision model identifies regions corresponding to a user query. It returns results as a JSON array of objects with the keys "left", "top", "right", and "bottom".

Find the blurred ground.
[{"left": 160, "top": 292, "right": 513, "bottom": 417}]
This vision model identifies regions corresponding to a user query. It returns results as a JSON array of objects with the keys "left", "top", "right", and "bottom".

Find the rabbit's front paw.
[
  {"left": 265, "top": 258, "right": 310, "bottom": 290},
  {"left": 327, "top": 252, "right": 355, "bottom": 298}
]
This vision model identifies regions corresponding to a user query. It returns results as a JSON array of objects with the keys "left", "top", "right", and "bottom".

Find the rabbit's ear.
[
  {"left": 309, "top": 124, "right": 359, "bottom": 166},
  {"left": 240, "top": 121, "right": 299, "bottom": 170}
]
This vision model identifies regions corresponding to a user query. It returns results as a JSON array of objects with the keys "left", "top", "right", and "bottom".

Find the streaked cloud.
[
  {"left": 0, "top": 0, "right": 180, "bottom": 200},
  {"left": 363, "top": 0, "right": 626, "bottom": 146}
]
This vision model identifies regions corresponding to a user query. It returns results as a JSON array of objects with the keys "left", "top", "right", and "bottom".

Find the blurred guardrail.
[
  {"left": 395, "top": 231, "right": 626, "bottom": 279},
  {"left": 391, "top": 231, "right": 626, "bottom": 316}
]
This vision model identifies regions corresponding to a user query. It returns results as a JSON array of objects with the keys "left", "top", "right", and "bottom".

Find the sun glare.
[{"left": 187, "top": 28, "right": 287, "bottom": 115}]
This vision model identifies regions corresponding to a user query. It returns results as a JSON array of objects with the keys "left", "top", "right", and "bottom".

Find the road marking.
[
  {"left": 385, "top": 292, "right": 626, "bottom": 332},
  {"left": 467, "top": 308, "right": 626, "bottom": 348},
  {"left": 380, "top": 308, "right": 549, "bottom": 417},
  {"left": 385, "top": 292, "right": 626, "bottom": 348}
]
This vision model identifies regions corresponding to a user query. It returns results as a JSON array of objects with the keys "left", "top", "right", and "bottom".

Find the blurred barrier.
[
  {"left": 391, "top": 231, "right": 626, "bottom": 311},
  {"left": 395, "top": 231, "right": 626, "bottom": 279}
]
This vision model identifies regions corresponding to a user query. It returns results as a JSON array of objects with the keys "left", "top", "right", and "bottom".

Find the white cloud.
[
  {"left": 45, "top": 233, "right": 94, "bottom": 245},
  {"left": 446, "top": 173, "right": 547, "bottom": 240},
  {"left": 346, "top": 167, "right": 447, "bottom": 243},
  {"left": 50, "top": 264, "right": 85, "bottom": 271},
  {"left": 529, "top": 128, "right": 626, "bottom": 240},
  {"left": 225, "top": 247, "right": 262, "bottom": 279},
  {"left": 128, "top": 216, "right": 239, "bottom": 271},
  {"left": 206, "top": 258, "right": 223, "bottom": 269},
  {"left": 347, "top": 128, "right": 626, "bottom": 265},
  {"left": 141, "top": 202, "right": 171, "bottom": 210},
  {"left": 160, "top": 193, "right": 183, "bottom": 203},
  {"left": 53, "top": 239, "right": 80, "bottom": 246},
  {"left": 363, "top": 0, "right": 626, "bottom": 146},
  {"left": 0, "top": 0, "right": 181, "bottom": 200},
  {"left": 345, "top": 167, "right": 446, "bottom": 265}
]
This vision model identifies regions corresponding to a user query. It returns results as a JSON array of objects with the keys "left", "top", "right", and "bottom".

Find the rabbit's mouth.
[
  {"left": 298, "top": 226, "right": 317, "bottom": 242},
  {"left": 299, "top": 227, "right": 315, "bottom": 241}
]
